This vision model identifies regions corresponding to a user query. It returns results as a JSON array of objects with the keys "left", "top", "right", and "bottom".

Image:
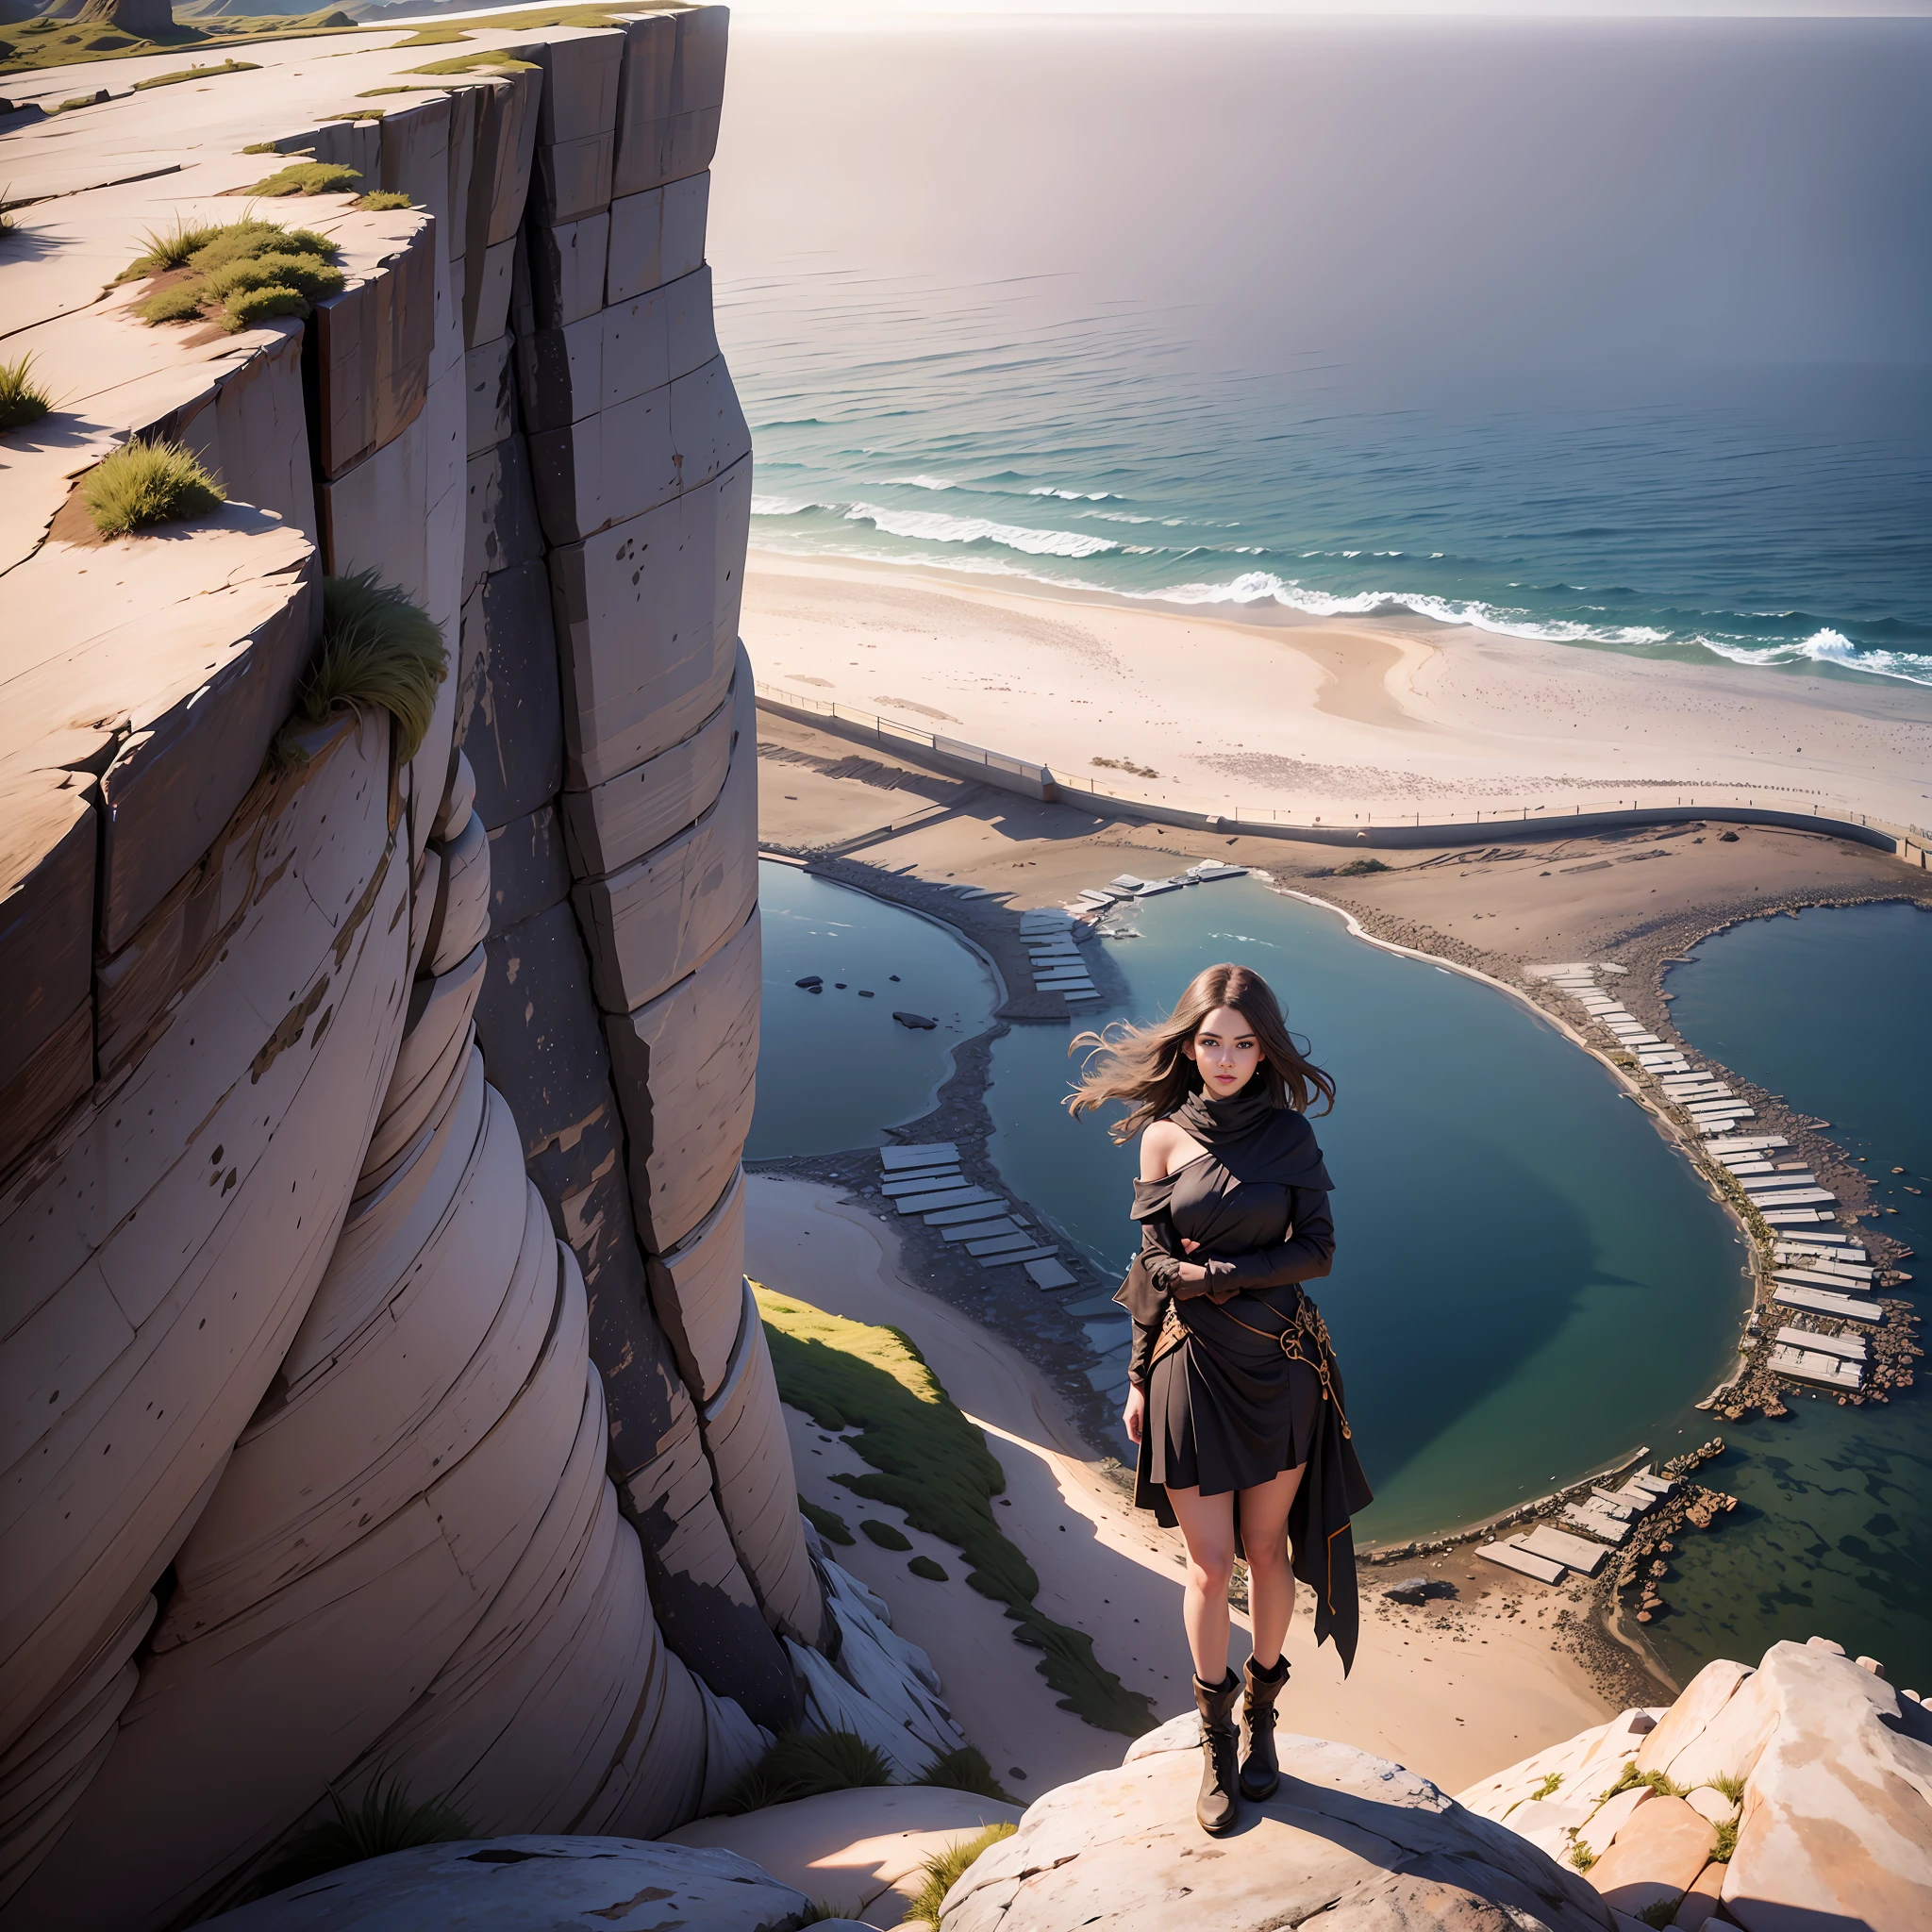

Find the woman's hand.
[
  {"left": 1175, "top": 1238, "right": 1208, "bottom": 1286},
  {"left": 1124, "top": 1384, "right": 1146, "bottom": 1445}
]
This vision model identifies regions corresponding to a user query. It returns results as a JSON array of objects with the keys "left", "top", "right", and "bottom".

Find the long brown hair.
[{"left": 1064, "top": 962, "right": 1335, "bottom": 1144}]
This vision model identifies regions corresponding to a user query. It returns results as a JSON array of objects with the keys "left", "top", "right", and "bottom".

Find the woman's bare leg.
[
  {"left": 1238, "top": 1463, "right": 1307, "bottom": 1668},
  {"left": 1165, "top": 1484, "right": 1239, "bottom": 1682}
]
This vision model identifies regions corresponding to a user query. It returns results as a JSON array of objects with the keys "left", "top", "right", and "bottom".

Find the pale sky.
[{"left": 728, "top": 2, "right": 1932, "bottom": 20}]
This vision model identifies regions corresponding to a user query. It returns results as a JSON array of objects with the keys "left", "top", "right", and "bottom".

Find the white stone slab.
[{"left": 1477, "top": 1541, "right": 1565, "bottom": 1585}]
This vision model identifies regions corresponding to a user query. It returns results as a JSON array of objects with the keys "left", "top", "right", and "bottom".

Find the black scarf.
[{"left": 1172, "top": 1083, "right": 1277, "bottom": 1147}]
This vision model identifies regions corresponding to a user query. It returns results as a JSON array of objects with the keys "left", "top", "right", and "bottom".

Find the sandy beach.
[
  {"left": 748, "top": 1174, "right": 1620, "bottom": 1798},
  {"left": 745, "top": 551, "right": 1932, "bottom": 831}
]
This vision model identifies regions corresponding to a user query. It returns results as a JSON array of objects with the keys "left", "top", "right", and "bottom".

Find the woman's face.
[{"left": 1184, "top": 1005, "right": 1262, "bottom": 1097}]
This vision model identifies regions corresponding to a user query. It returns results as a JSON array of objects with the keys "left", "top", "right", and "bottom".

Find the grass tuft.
[
  {"left": 297, "top": 571, "right": 448, "bottom": 761},
  {"left": 240, "top": 141, "right": 283, "bottom": 155},
  {"left": 246, "top": 160, "right": 360, "bottom": 198},
  {"left": 914, "top": 1746, "right": 1016, "bottom": 1805},
  {"left": 223, "top": 285, "right": 309, "bottom": 331},
  {"left": 1709, "top": 1771, "right": 1747, "bottom": 1805},
  {"left": 905, "top": 1823, "right": 1017, "bottom": 1926},
  {"left": 1711, "top": 1817, "right": 1739, "bottom": 1862},
  {"left": 1605, "top": 1760, "right": 1689, "bottom": 1802},
  {"left": 862, "top": 1519, "right": 913, "bottom": 1552},
  {"left": 0, "top": 353, "right": 52, "bottom": 431},
  {"left": 83, "top": 438, "right": 225, "bottom": 537},
  {"left": 251, "top": 1777, "right": 473, "bottom": 1897},
  {"left": 126, "top": 221, "right": 342, "bottom": 331},
  {"left": 758, "top": 1286, "right": 1158, "bottom": 1737},
  {"left": 1568, "top": 1840, "right": 1596, "bottom": 1872},
  {"left": 1635, "top": 1899, "right": 1683, "bottom": 1929},
  {"left": 354, "top": 190, "right": 413, "bottom": 211},
  {"left": 713, "top": 1729, "right": 894, "bottom": 1817},
  {"left": 908, "top": 1554, "right": 950, "bottom": 1583},
  {"left": 799, "top": 1495, "right": 855, "bottom": 1545},
  {"left": 1530, "top": 1772, "right": 1564, "bottom": 1801},
  {"left": 121, "top": 216, "right": 224, "bottom": 278}
]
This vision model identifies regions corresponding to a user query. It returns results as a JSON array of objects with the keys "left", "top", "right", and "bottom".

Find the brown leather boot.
[
  {"left": 1240, "top": 1653, "right": 1290, "bottom": 1801},
  {"left": 1193, "top": 1669, "right": 1241, "bottom": 1835}
]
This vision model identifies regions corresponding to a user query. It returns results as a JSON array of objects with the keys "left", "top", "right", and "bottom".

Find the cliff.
[{"left": 0, "top": 8, "right": 901, "bottom": 1922}]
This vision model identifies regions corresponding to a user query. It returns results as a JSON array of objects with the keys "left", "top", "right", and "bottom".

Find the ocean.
[{"left": 709, "top": 18, "right": 1932, "bottom": 686}]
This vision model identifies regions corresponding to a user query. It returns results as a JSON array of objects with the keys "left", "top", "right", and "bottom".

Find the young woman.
[{"left": 1068, "top": 962, "right": 1373, "bottom": 1835}]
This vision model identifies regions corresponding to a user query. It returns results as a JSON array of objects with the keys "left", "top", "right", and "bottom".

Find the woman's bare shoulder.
[{"left": 1140, "top": 1117, "right": 1182, "bottom": 1181}]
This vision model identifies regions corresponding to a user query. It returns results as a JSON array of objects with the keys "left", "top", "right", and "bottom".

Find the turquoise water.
[
  {"left": 1646, "top": 902, "right": 1932, "bottom": 1690},
  {"left": 715, "top": 22, "right": 1932, "bottom": 685},
  {"left": 747, "top": 863, "right": 995, "bottom": 1160},
  {"left": 981, "top": 878, "right": 1746, "bottom": 1542}
]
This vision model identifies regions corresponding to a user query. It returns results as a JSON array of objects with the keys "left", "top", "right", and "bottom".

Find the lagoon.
[
  {"left": 748, "top": 862, "right": 997, "bottom": 1160},
  {"left": 1650, "top": 902, "right": 1932, "bottom": 1691},
  {"left": 983, "top": 879, "right": 1745, "bottom": 1544}
]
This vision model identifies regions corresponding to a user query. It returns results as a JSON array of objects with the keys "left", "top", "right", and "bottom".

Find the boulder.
[
  {"left": 204, "top": 1836, "right": 814, "bottom": 1930},
  {"left": 1583, "top": 1793, "right": 1714, "bottom": 1919},
  {"left": 1635, "top": 1658, "right": 1754, "bottom": 1776},
  {"left": 1722, "top": 1640, "right": 1932, "bottom": 1929},
  {"left": 941, "top": 1729, "right": 1615, "bottom": 1932}
]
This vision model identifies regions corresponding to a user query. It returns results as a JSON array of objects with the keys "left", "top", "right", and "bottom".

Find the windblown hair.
[{"left": 1064, "top": 961, "right": 1335, "bottom": 1143}]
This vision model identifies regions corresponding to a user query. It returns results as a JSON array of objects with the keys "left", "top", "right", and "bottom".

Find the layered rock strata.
[{"left": 0, "top": 9, "right": 835, "bottom": 1922}]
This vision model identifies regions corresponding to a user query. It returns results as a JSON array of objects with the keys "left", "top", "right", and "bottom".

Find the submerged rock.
[{"left": 894, "top": 1010, "right": 938, "bottom": 1029}]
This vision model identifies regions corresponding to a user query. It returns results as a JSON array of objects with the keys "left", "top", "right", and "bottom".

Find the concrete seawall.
[{"left": 754, "top": 687, "right": 1919, "bottom": 860}]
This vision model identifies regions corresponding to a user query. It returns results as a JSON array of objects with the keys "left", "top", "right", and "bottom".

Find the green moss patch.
[
  {"left": 799, "top": 1495, "right": 855, "bottom": 1546},
  {"left": 353, "top": 191, "right": 412, "bottom": 211},
  {"left": 245, "top": 160, "right": 360, "bottom": 198},
  {"left": 3, "top": 15, "right": 364, "bottom": 80},
  {"left": 407, "top": 50, "right": 539, "bottom": 76},
  {"left": 756, "top": 1286, "right": 1157, "bottom": 1737},
  {"left": 133, "top": 58, "right": 258, "bottom": 91},
  {"left": 124, "top": 220, "right": 342, "bottom": 333},
  {"left": 861, "top": 1518, "right": 913, "bottom": 1552},
  {"left": 908, "top": 1554, "right": 950, "bottom": 1583}
]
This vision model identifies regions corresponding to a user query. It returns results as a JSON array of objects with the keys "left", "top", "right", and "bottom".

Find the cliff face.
[{"left": 0, "top": 8, "right": 826, "bottom": 1922}]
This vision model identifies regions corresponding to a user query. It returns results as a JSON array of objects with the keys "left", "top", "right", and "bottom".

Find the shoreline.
[
  {"left": 745, "top": 552, "right": 1929, "bottom": 1724},
  {"left": 748, "top": 541, "right": 1932, "bottom": 698},
  {"left": 744, "top": 547, "right": 1932, "bottom": 833}
]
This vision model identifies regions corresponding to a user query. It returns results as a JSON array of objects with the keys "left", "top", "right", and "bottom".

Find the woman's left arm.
[{"left": 1197, "top": 1189, "right": 1336, "bottom": 1291}]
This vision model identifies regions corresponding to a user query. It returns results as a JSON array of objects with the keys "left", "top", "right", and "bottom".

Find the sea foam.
[{"left": 842, "top": 502, "right": 1119, "bottom": 559}]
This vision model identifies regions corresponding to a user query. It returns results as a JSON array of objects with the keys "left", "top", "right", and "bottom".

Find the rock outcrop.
[
  {"left": 1461, "top": 1638, "right": 1932, "bottom": 1930},
  {"left": 0, "top": 9, "right": 863, "bottom": 1923},
  {"left": 939, "top": 1719, "right": 1619, "bottom": 1931}
]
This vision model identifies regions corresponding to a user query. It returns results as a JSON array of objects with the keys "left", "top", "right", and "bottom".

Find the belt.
[{"left": 1154, "top": 1288, "right": 1352, "bottom": 1441}]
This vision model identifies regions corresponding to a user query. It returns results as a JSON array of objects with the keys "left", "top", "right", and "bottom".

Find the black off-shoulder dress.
[{"left": 1114, "top": 1091, "right": 1374, "bottom": 1671}]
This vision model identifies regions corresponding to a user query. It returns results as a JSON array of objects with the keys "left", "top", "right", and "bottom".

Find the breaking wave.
[{"left": 841, "top": 502, "right": 1120, "bottom": 559}]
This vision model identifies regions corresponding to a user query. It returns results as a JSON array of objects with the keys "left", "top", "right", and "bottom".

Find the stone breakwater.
[{"left": 0, "top": 13, "right": 950, "bottom": 1924}]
